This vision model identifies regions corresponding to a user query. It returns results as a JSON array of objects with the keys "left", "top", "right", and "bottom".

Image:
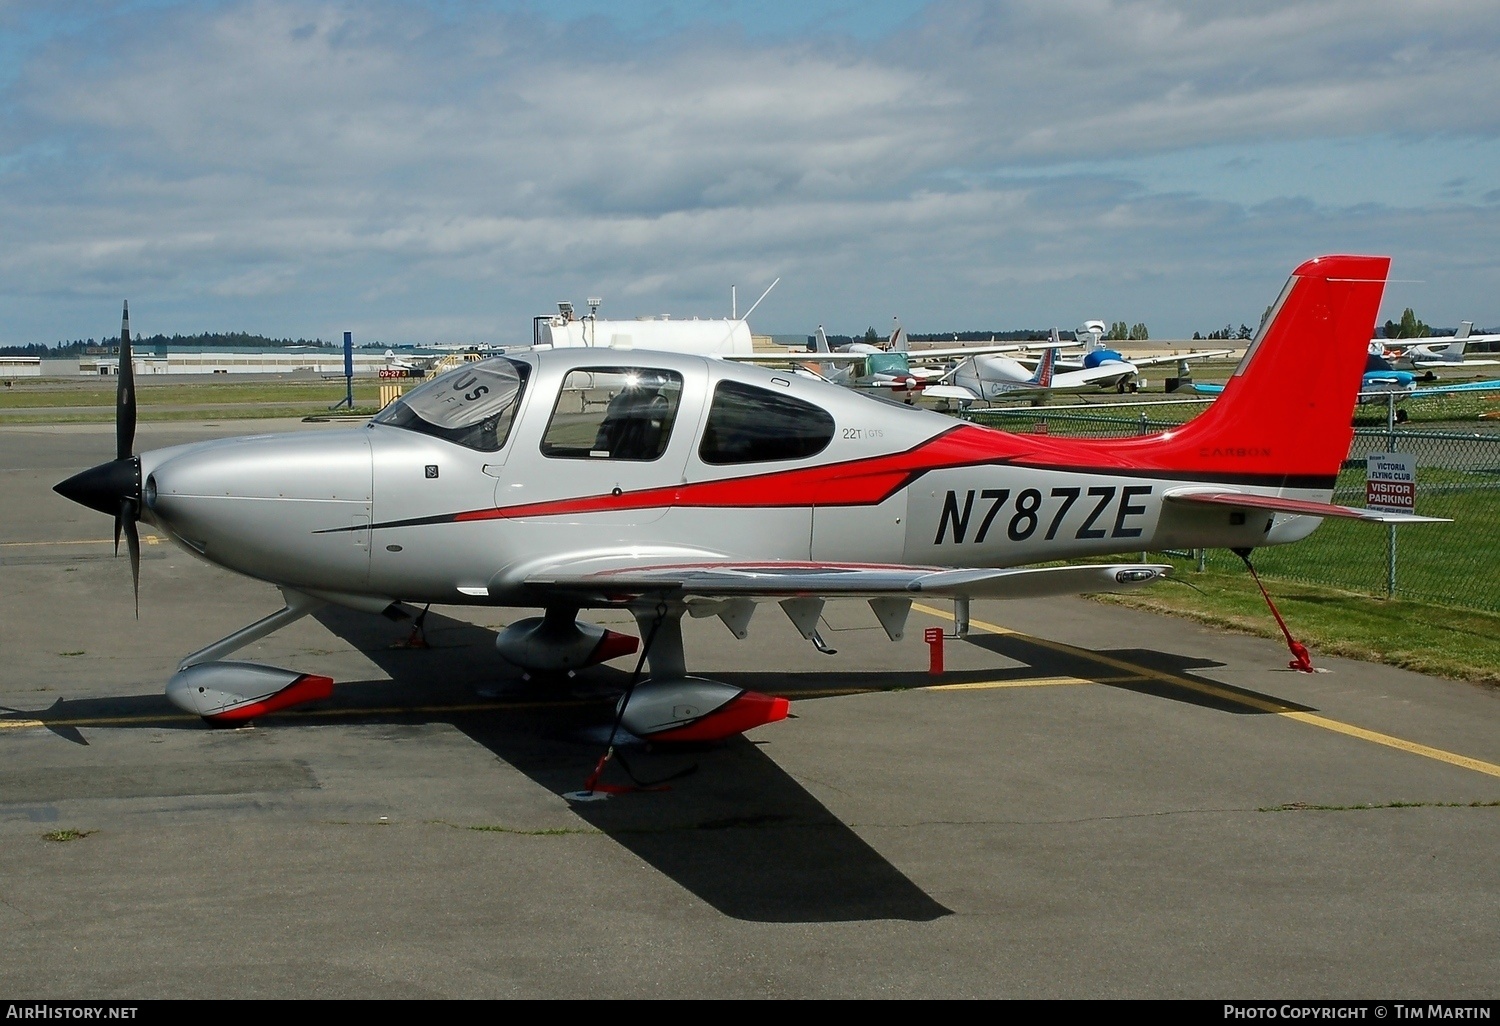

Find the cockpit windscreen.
[{"left": 373, "top": 358, "right": 530, "bottom": 451}]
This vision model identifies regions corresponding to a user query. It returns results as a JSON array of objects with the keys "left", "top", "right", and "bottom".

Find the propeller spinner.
[{"left": 54, "top": 301, "right": 143, "bottom": 615}]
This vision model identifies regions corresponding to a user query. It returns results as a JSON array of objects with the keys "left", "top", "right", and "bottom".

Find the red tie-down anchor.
[{"left": 924, "top": 626, "right": 944, "bottom": 676}]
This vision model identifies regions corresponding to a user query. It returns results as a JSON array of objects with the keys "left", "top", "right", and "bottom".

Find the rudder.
[{"left": 1147, "top": 255, "right": 1390, "bottom": 483}]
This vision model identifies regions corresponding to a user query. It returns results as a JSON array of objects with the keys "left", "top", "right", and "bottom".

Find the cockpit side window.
[
  {"left": 371, "top": 358, "right": 529, "bottom": 452},
  {"left": 541, "top": 367, "right": 684, "bottom": 461},
  {"left": 699, "top": 379, "right": 835, "bottom": 465}
]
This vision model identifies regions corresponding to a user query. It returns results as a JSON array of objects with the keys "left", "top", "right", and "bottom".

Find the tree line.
[
  {"left": 0, "top": 332, "right": 333, "bottom": 357},
  {"left": 836, "top": 307, "right": 1494, "bottom": 348}
]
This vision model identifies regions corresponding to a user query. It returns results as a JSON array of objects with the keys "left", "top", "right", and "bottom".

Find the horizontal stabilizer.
[
  {"left": 921, "top": 385, "right": 978, "bottom": 402},
  {"left": 1165, "top": 489, "right": 1449, "bottom": 524}
]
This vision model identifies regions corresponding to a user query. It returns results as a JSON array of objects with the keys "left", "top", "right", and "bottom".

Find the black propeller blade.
[
  {"left": 117, "top": 299, "right": 135, "bottom": 461},
  {"left": 121, "top": 499, "right": 140, "bottom": 617},
  {"left": 54, "top": 301, "right": 143, "bottom": 617},
  {"left": 113, "top": 300, "right": 139, "bottom": 613}
]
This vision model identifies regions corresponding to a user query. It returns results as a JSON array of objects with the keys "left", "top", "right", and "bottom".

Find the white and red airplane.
[
  {"left": 1370, "top": 322, "right": 1500, "bottom": 371},
  {"left": 55, "top": 255, "right": 1437, "bottom": 750}
]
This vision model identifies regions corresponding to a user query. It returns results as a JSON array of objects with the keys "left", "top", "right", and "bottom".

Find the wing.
[
  {"left": 1409, "top": 378, "right": 1500, "bottom": 396},
  {"left": 520, "top": 559, "right": 1172, "bottom": 605},
  {"left": 1051, "top": 365, "right": 1138, "bottom": 387},
  {"left": 1412, "top": 358, "right": 1500, "bottom": 368},
  {"left": 1117, "top": 348, "right": 1237, "bottom": 367},
  {"left": 920, "top": 384, "right": 979, "bottom": 402},
  {"left": 723, "top": 343, "right": 1074, "bottom": 365},
  {"left": 720, "top": 351, "right": 870, "bottom": 363},
  {"left": 1164, "top": 488, "right": 1448, "bottom": 524},
  {"left": 903, "top": 341, "right": 1074, "bottom": 363}
]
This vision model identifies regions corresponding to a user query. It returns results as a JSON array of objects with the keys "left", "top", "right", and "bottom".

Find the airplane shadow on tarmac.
[
  {"left": 311, "top": 604, "right": 952, "bottom": 925},
  {"left": 3, "top": 603, "right": 1315, "bottom": 923},
  {"left": 958, "top": 632, "right": 1318, "bottom": 715}
]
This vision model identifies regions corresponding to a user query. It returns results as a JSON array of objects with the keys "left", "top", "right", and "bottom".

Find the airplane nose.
[
  {"left": 140, "top": 430, "right": 374, "bottom": 587},
  {"left": 55, "top": 456, "right": 142, "bottom": 516}
]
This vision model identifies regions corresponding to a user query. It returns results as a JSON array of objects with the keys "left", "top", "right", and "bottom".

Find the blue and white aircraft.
[{"left": 1193, "top": 349, "right": 1500, "bottom": 409}]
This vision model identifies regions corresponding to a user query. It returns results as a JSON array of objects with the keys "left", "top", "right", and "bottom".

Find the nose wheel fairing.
[{"left": 166, "top": 661, "right": 334, "bottom": 723}]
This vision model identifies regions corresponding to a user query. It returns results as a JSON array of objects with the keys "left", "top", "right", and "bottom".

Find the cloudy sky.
[{"left": 2, "top": 0, "right": 1497, "bottom": 345}]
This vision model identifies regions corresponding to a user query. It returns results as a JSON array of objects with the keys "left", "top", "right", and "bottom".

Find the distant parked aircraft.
[
  {"left": 1064, "top": 321, "right": 1236, "bottom": 392},
  {"left": 1194, "top": 348, "right": 1500, "bottom": 420},
  {"left": 733, "top": 320, "right": 1057, "bottom": 402},
  {"left": 922, "top": 331, "right": 1130, "bottom": 407},
  {"left": 1371, "top": 322, "right": 1500, "bottom": 372}
]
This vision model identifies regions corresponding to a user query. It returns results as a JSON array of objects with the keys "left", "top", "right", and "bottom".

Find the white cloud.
[{"left": 1, "top": 0, "right": 1497, "bottom": 343}]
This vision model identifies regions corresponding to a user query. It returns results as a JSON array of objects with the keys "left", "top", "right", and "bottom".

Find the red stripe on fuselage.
[
  {"left": 447, "top": 420, "right": 1322, "bottom": 525},
  {"left": 454, "top": 425, "right": 1007, "bottom": 522}
]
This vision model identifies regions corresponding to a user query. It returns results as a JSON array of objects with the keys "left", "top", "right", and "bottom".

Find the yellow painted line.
[
  {"left": 775, "top": 678, "right": 1134, "bottom": 698},
  {"left": 0, "top": 536, "right": 161, "bottom": 548},
  {"left": 913, "top": 602, "right": 1297, "bottom": 712},
  {"left": 11, "top": 605, "right": 1500, "bottom": 782},
  {"left": 290, "top": 700, "right": 601, "bottom": 718},
  {"left": 0, "top": 699, "right": 604, "bottom": 731},
  {"left": 0, "top": 678, "right": 1127, "bottom": 728},
  {"left": 1282, "top": 712, "right": 1500, "bottom": 779},
  {"left": 925, "top": 675, "right": 1143, "bottom": 692},
  {"left": 911, "top": 602, "right": 1500, "bottom": 780},
  {"left": 781, "top": 687, "right": 881, "bottom": 699}
]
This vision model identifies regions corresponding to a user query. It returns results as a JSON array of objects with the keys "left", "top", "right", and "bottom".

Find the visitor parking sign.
[{"left": 1366, "top": 452, "right": 1416, "bottom": 513}]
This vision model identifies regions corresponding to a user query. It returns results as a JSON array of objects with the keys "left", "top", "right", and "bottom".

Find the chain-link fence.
[{"left": 965, "top": 399, "right": 1500, "bottom": 612}]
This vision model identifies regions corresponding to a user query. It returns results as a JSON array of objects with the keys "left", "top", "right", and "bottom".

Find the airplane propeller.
[{"left": 54, "top": 301, "right": 143, "bottom": 616}]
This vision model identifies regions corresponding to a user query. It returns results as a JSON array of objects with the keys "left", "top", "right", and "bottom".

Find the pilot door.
[{"left": 498, "top": 363, "right": 705, "bottom": 531}]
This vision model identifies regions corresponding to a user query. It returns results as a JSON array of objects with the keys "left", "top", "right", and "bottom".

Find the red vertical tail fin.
[{"left": 1149, "top": 255, "right": 1390, "bottom": 483}]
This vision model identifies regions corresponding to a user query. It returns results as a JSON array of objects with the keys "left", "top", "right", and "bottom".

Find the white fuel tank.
[{"left": 537, "top": 317, "right": 753, "bottom": 357}]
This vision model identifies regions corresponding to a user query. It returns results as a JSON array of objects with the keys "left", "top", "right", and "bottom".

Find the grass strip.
[{"left": 1094, "top": 559, "right": 1500, "bottom": 685}]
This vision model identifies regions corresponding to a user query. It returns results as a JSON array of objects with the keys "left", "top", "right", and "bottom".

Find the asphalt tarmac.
[{"left": 2, "top": 421, "right": 1498, "bottom": 999}]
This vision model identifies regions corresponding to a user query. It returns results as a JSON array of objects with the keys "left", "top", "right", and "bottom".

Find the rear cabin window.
[
  {"left": 541, "top": 367, "right": 684, "bottom": 461},
  {"left": 699, "top": 380, "right": 835, "bottom": 465}
]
